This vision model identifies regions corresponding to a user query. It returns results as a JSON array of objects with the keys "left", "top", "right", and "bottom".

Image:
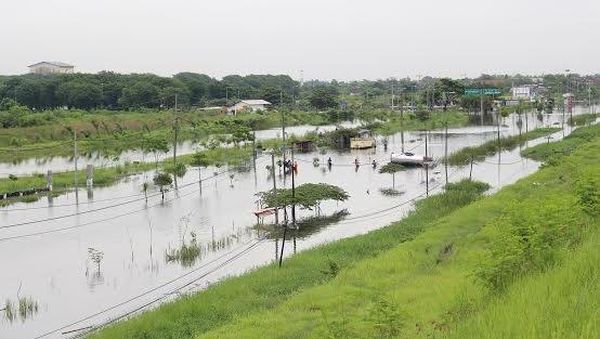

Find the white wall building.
[
  {"left": 227, "top": 100, "right": 271, "bottom": 115},
  {"left": 511, "top": 86, "right": 535, "bottom": 101},
  {"left": 28, "top": 61, "right": 74, "bottom": 75}
]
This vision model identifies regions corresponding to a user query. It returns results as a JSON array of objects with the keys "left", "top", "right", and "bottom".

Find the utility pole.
[
  {"left": 73, "top": 130, "right": 79, "bottom": 203},
  {"left": 444, "top": 116, "right": 449, "bottom": 185},
  {"left": 291, "top": 145, "right": 296, "bottom": 224},
  {"left": 424, "top": 131, "right": 429, "bottom": 197},
  {"left": 271, "top": 152, "right": 279, "bottom": 224},
  {"left": 400, "top": 95, "right": 405, "bottom": 153},
  {"left": 391, "top": 83, "right": 395, "bottom": 109},
  {"left": 281, "top": 109, "right": 287, "bottom": 178},
  {"left": 480, "top": 94, "right": 484, "bottom": 126},
  {"left": 496, "top": 104, "right": 501, "bottom": 153},
  {"left": 280, "top": 90, "right": 284, "bottom": 107},
  {"left": 279, "top": 226, "right": 287, "bottom": 268},
  {"left": 172, "top": 93, "right": 180, "bottom": 166}
]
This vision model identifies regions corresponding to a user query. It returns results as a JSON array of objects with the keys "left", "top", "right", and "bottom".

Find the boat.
[
  {"left": 350, "top": 129, "right": 376, "bottom": 149},
  {"left": 390, "top": 151, "right": 433, "bottom": 166}
]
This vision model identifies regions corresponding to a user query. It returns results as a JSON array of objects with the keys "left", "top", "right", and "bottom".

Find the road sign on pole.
[{"left": 464, "top": 88, "right": 501, "bottom": 96}]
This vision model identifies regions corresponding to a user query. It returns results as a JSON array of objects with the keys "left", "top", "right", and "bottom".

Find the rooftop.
[
  {"left": 28, "top": 61, "right": 74, "bottom": 68},
  {"left": 240, "top": 99, "right": 271, "bottom": 105}
]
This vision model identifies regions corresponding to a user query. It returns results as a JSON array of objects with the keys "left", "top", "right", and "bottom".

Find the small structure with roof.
[
  {"left": 350, "top": 129, "right": 376, "bottom": 149},
  {"left": 28, "top": 61, "right": 74, "bottom": 75},
  {"left": 227, "top": 100, "right": 271, "bottom": 115}
]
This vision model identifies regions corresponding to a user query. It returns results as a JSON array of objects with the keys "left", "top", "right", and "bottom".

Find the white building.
[
  {"left": 28, "top": 61, "right": 75, "bottom": 75},
  {"left": 227, "top": 100, "right": 271, "bottom": 115},
  {"left": 511, "top": 85, "right": 535, "bottom": 101}
]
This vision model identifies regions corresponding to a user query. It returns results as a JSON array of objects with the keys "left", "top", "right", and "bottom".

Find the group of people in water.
[
  {"left": 325, "top": 157, "right": 377, "bottom": 171},
  {"left": 278, "top": 156, "right": 378, "bottom": 175}
]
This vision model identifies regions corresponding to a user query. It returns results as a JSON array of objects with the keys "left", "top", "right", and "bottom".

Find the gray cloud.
[{"left": 1, "top": 0, "right": 599, "bottom": 79}]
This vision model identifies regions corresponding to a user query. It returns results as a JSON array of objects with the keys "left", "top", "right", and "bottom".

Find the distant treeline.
[
  {"left": 1, "top": 71, "right": 598, "bottom": 112},
  {"left": 0, "top": 72, "right": 300, "bottom": 110}
]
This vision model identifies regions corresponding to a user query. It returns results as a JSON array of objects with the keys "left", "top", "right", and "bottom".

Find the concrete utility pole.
[
  {"left": 73, "top": 131, "right": 79, "bottom": 203},
  {"left": 281, "top": 108, "right": 287, "bottom": 178},
  {"left": 480, "top": 94, "right": 484, "bottom": 126},
  {"left": 444, "top": 115, "right": 449, "bottom": 185},
  {"left": 271, "top": 152, "right": 279, "bottom": 224},
  {"left": 291, "top": 145, "right": 296, "bottom": 224},
  {"left": 424, "top": 131, "right": 429, "bottom": 197},
  {"left": 173, "top": 94, "right": 180, "bottom": 166}
]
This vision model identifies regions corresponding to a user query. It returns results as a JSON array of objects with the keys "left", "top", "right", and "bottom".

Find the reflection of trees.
[{"left": 257, "top": 209, "right": 349, "bottom": 240}]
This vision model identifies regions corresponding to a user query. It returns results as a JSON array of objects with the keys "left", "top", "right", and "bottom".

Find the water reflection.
[{"left": 258, "top": 210, "right": 350, "bottom": 241}]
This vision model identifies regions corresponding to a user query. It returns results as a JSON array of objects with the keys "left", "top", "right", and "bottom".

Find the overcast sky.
[{"left": 1, "top": 0, "right": 599, "bottom": 80}]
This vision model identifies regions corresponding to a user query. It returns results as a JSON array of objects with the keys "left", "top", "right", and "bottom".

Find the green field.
[{"left": 91, "top": 123, "right": 600, "bottom": 338}]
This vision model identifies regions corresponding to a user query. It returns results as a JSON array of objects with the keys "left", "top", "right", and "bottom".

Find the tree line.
[
  {"left": 1, "top": 71, "right": 598, "bottom": 113},
  {"left": 0, "top": 72, "right": 300, "bottom": 110}
]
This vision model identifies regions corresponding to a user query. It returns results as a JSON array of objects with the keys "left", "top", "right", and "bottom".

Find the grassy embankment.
[
  {"left": 446, "top": 127, "right": 560, "bottom": 166},
  {"left": 93, "top": 124, "right": 599, "bottom": 338}
]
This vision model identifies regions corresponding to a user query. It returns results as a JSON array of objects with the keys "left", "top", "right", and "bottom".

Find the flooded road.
[{"left": 0, "top": 110, "right": 580, "bottom": 338}]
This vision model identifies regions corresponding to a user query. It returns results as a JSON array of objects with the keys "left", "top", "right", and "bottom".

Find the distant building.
[
  {"left": 28, "top": 61, "right": 74, "bottom": 75},
  {"left": 227, "top": 100, "right": 271, "bottom": 115},
  {"left": 511, "top": 85, "right": 537, "bottom": 101}
]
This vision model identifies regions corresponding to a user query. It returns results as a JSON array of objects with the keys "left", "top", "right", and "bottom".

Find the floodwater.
[
  {"left": 0, "top": 122, "right": 359, "bottom": 178},
  {"left": 0, "top": 110, "right": 583, "bottom": 338}
]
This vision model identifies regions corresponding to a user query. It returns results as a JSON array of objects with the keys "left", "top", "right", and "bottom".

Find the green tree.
[
  {"left": 379, "top": 162, "right": 405, "bottom": 188},
  {"left": 142, "top": 134, "right": 169, "bottom": 168},
  {"left": 308, "top": 85, "right": 338, "bottom": 110},
  {"left": 153, "top": 172, "right": 173, "bottom": 201}
]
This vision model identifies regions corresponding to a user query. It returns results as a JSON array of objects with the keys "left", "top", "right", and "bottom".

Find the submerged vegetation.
[{"left": 3, "top": 297, "right": 39, "bottom": 323}]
